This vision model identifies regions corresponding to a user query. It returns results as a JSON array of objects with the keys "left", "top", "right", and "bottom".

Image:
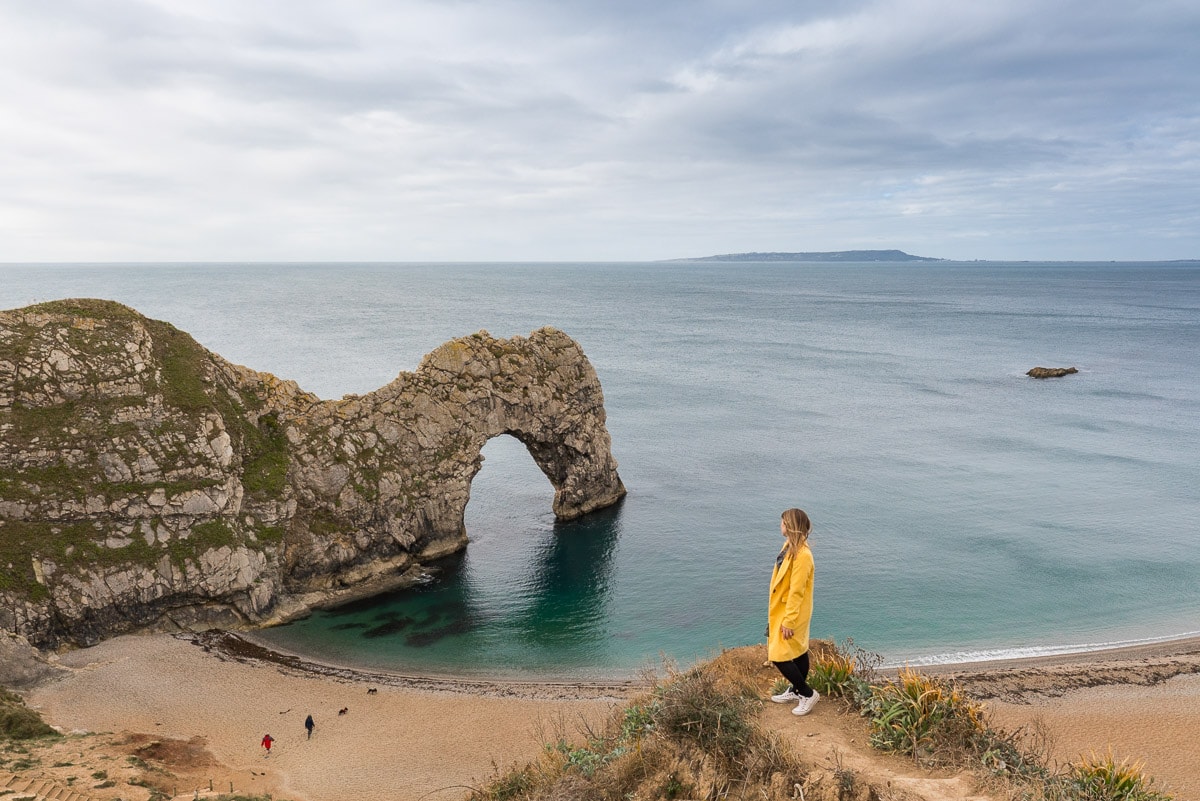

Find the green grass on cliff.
[
  {"left": 0, "top": 689, "right": 58, "bottom": 741},
  {"left": 0, "top": 521, "right": 143, "bottom": 596},
  {"left": 1, "top": 301, "right": 295, "bottom": 614},
  {"left": 8, "top": 301, "right": 292, "bottom": 500},
  {"left": 182, "top": 520, "right": 240, "bottom": 559},
  {"left": 20, "top": 299, "right": 144, "bottom": 321},
  {"left": 143, "top": 319, "right": 291, "bottom": 501},
  {"left": 2, "top": 301, "right": 291, "bottom": 503},
  {"left": 240, "top": 412, "right": 290, "bottom": 498},
  {"left": 151, "top": 322, "right": 213, "bottom": 413},
  {"left": 0, "top": 517, "right": 254, "bottom": 600}
]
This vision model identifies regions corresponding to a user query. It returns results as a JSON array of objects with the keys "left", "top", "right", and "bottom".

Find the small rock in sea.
[{"left": 1027, "top": 366, "right": 1078, "bottom": 379}]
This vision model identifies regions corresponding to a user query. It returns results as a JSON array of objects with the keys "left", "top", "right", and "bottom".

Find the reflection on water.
[
  {"left": 512, "top": 504, "right": 622, "bottom": 647},
  {"left": 316, "top": 504, "right": 623, "bottom": 655}
]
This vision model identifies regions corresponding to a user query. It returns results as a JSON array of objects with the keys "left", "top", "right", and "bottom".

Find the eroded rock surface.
[
  {"left": 0, "top": 299, "right": 625, "bottom": 648},
  {"left": 1026, "top": 366, "right": 1078, "bottom": 378}
]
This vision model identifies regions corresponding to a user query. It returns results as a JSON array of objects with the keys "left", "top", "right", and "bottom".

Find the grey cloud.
[{"left": 1, "top": 0, "right": 1197, "bottom": 260}]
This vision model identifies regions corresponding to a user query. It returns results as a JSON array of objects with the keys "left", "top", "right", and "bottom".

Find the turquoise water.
[{"left": 3, "top": 261, "right": 1199, "bottom": 677}]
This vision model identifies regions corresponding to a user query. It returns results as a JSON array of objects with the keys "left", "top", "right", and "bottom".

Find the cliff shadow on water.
[{"left": 517, "top": 505, "right": 623, "bottom": 646}]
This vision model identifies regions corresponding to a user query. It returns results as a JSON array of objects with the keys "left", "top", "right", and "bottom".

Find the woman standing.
[{"left": 768, "top": 508, "right": 819, "bottom": 716}]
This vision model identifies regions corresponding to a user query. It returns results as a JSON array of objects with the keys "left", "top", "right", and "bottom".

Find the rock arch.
[
  {"left": 0, "top": 300, "right": 625, "bottom": 646},
  {"left": 285, "top": 327, "right": 627, "bottom": 588}
]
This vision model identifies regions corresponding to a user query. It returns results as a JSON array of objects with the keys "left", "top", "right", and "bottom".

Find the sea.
[{"left": 2, "top": 261, "right": 1198, "bottom": 679}]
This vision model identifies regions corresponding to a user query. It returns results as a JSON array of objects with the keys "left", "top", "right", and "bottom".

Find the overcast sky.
[{"left": 1, "top": 1, "right": 1198, "bottom": 262}]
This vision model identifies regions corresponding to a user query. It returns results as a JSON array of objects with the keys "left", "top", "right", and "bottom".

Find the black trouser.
[{"left": 772, "top": 651, "right": 813, "bottom": 697}]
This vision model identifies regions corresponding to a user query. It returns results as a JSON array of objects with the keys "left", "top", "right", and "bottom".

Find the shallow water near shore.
[{"left": 4, "top": 260, "right": 1199, "bottom": 678}]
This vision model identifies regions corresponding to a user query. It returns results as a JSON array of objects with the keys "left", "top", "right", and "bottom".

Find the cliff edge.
[{"left": 0, "top": 299, "right": 625, "bottom": 649}]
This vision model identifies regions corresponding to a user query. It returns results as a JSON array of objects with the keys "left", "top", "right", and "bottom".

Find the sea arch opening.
[
  {"left": 463, "top": 433, "right": 558, "bottom": 560},
  {"left": 454, "top": 433, "right": 621, "bottom": 659}
]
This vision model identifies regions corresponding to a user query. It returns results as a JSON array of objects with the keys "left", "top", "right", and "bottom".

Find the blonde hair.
[{"left": 781, "top": 508, "right": 811, "bottom": 559}]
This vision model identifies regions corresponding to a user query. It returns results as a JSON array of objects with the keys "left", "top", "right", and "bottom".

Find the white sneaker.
[
  {"left": 770, "top": 687, "right": 800, "bottom": 703},
  {"left": 792, "top": 690, "right": 820, "bottom": 716}
]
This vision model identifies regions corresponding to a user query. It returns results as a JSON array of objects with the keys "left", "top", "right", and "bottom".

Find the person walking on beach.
[
  {"left": 304, "top": 714, "right": 314, "bottom": 739},
  {"left": 767, "top": 508, "right": 819, "bottom": 716},
  {"left": 261, "top": 733, "right": 274, "bottom": 756}
]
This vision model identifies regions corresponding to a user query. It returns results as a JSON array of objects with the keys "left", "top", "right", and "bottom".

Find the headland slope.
[{"left": 0, "top": 299, "right": 625, "bottom": 649}]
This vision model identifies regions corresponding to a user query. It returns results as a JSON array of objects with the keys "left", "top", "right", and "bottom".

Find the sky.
[{"left": 1, "top": 0, "right": 1198, "bottom": 262}]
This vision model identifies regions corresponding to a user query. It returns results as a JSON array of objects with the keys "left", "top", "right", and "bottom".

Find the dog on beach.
[{"left": 338, "top": 707, "right": 348, "bottom": 715}]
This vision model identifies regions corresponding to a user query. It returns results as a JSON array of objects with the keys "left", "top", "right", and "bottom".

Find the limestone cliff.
[{"left": 0, "top": 299, "right": 625, "bottom": 649}]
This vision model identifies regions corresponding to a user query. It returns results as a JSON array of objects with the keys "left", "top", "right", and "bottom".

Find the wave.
[{"left": 889, "top": 629, "right": 1200, "bottom": 668}]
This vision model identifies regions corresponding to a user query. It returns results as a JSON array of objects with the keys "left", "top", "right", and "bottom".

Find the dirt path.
[{"left": 760, "top": 692, "right": 995, "bottom": 801}]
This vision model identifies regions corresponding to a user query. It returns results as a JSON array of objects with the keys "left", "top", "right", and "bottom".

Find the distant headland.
[{"left": 669, "top": 249, "right": 943, "bottom": 262}]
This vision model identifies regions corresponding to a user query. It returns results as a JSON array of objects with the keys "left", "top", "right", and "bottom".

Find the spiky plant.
[
  {"left": 861, "top": 667, "right": 986, "bottom": 760},
  {"left": 1067, "top": 752, "right": 1173, "bottom": 801},
  {"left": 809, "top": 648, "right": 857, "bottom": 697}
]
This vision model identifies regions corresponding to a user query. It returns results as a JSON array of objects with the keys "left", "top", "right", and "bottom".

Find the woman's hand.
[{"left": 780, "top": 625, "right": 794, "bottom": 640}]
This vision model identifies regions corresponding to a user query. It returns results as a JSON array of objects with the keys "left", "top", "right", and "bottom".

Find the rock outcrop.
[
  {"left": 0, "top": 299, "right": 625, "bottom": 649},
  {"left": 1026, "top": 366, "right": 1078, "bottom": 379}
]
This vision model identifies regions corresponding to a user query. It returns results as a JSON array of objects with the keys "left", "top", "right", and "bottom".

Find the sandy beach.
[
  {"left": 18, "top": 633, "right": 1200, "bottom": 801},
  {"left": 23, "top": 633, "right": 630, "bottom": 801},
  {"left": 939, "top": 637, "right": 1200, "bottom": 799}
]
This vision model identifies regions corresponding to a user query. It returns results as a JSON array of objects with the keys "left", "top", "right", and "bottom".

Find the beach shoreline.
[
  {"left": 920, "top": 633, "right": 1200, "bottom": 675},
  {"left": 186, "top": 629, "right": 642, "bottom": 700},
  {"left": 222, "top": 628, "right": 1200, "bottom": 691},
  {"left": 18, "top": 630, "right": 1200, "bottom": 801},
  {"left": 923, "top": 633, "right": 1200, "bottom": 697}
]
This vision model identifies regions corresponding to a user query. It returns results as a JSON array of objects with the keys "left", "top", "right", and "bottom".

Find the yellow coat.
[{"left": 767, "top": 543, "right": 814, "bottom": 662}]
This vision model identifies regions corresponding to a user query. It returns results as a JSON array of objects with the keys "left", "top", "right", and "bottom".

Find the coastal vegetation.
[
  {"left": 470, "top": 642, "right": 1175, "bottom": 801},
  {"left": 0, "top": 638, "right": 1181, "bottom": 801},
  {"left": 470, "top": 647, "right": 804, "bottom": 801},
  {"left": 0, "top": 688, "right": 58, "bottom": 741}
]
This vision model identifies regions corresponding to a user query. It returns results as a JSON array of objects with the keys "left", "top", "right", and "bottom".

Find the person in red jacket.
[{"left": 261, "top": 733, "right": 274, "bottom": 756}]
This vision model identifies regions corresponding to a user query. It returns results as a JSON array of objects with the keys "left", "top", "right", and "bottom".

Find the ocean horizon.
[{"left": 3, "top": 260, "right": 1198, "bottom": 678}]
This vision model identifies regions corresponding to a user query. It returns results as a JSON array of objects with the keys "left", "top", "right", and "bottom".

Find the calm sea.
[{"left": 3, "top": 261, "right": 1198, "bottom": 678}]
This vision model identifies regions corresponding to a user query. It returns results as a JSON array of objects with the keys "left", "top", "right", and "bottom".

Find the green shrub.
[
  {"left": 617, "top": 702, "right": 654, "bottom": 742},
  {"left": 551, "top": 739, "right": 615, "bottom": 777},
  {"left": 0, "top": 689, "right": 59, "bottom": 741},
  {"left": 480, "top": 764, "right": 536, "bottom": 800},
  {"left": 860, "top": 667, "right": 986, "bottom": 762},
  {"left": 651, "top": 665, "right": 756, "bottom": 762}
]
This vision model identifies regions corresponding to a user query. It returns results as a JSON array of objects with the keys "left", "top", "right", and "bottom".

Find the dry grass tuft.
[{"left": 470, "top": 645, "right": 806, "bottom": 801}]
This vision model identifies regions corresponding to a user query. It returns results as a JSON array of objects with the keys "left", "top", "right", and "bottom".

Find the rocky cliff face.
[{"left": 0, "top": 299, "right": 625, "bottom": 649}]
